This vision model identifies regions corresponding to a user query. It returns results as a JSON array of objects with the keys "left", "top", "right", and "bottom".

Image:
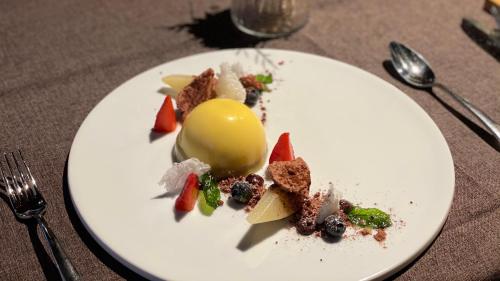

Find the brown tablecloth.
[{"left": 0, "top": 0, "right": 499, "bottom": 280}]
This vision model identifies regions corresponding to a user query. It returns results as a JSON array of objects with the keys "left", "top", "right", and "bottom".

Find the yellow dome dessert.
[{"left": 175, "top": 99, "right": 267, "bottom": 177}]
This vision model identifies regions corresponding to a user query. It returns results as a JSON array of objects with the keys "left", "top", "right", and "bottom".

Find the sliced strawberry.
[
  {"left": 153, "top": 95, "right": 177, "bottom": 133},
  {"left": 269, "top": 132, "right": 295, "bottom": 164},
  {"left": 175, "top": 173, "right": 200, "bottom": 212}
]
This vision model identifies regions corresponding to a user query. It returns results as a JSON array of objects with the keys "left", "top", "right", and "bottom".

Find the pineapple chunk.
[
  {"left": 247, "top": 187, "right": 297, "bottom": 224},
  {"left": 161, "top": 75, "right": 194, "bottom": 94}
]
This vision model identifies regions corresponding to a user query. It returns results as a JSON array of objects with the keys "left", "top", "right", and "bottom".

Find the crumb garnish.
[
  {"left": 240, "top": 75, "right": 264, "bottom": 91},
  {"left": 295, "top": 192, "right": 323, "bottom": 235},
  {"left": 176, "top": 68, "right": 216, "bottom": 120},
  {"left": 218, "top": 176, "right": 244, "bottom": 194},
  {"left": 374, "top": 229, "right": 387, "bottom": 242},
  {"left": 358, "top": 228, "right": 372, "bottom": 236},
  {"left": 267, "top": 157, "right": 311, "bottom": 195}
]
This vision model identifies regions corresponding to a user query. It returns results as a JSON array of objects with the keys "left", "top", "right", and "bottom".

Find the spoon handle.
[{"left": 435, "top": 83, "right": 500, "bottom": 142}]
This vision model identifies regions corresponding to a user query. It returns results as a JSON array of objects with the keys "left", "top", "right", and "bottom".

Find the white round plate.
[{"left": 68, "top": 49, "right": 454, "bottom": 281}]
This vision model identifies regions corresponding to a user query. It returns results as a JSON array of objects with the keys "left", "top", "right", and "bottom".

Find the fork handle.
[{"left": 36, "top": 216, "right": 81, "bottom": 281}]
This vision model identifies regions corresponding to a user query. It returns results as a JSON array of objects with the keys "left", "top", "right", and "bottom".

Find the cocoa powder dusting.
[
  {"left": 218, "top": 176, "right": 244, "bottom": 194},
  {"left": 259, "top": 96, "right": 267, "bottom": 124},
  {"left": 259, "top": 101, "right": 266, "bottom": 111},
  {"left": 218, "top": 175, "right": 264, "bottom": 211},
  {"left": 295, "top": 192, "right": 323, "bottom": 235},
  {"left": 358, "top": 228, "right": 372, "bottom": 236}
]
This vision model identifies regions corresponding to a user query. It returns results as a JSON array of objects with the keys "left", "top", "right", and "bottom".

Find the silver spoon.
[{"left": 389, "top": 41, "right": 500, "bottom": 143}]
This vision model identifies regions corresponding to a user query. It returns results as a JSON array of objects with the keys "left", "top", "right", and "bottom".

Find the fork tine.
[
  {"left": 17, "top": 150, "right": 39, "bottom": 198},
  {"left": 13, "top": 150, "right": 34, "bottom": 195},
  {"left": 18, "top": 149, "right": 37, "bottom": 187},
  {"left": 12, "top": 152, "right": 27, "bottom": 187},
  {"left": 0, "top": 158, "right": 14, "bottom": 196},
  {"left": 0, "top": 164, "right": 4, "bottom": 195},
  {"left": 1, "top": 153, "right": 19, "bottom": 206},
  {"left": 4, "top": 153, "right": 22, "bottom": 194}
]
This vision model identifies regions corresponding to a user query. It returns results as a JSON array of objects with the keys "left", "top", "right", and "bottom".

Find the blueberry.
[
  {"left": 245, "top": 174, "right": 264, "bottom": 187},
  {"left": 244, "top": 88, "right": 261, "bottom": 107},
  {"left": 231, "top": 181, "right": 253, "bottom": 203},
  {"left": 324, "top": 215, "right": 346, "bottom": 238}
]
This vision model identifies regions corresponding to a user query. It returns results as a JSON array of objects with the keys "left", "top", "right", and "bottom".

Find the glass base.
[{"left": 231, "top": 12, "right": 308, "bottom": 39}]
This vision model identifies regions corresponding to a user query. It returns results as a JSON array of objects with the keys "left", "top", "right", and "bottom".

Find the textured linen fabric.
[{"left": 0, "top": 0, "right": 499, "bottom": 280}]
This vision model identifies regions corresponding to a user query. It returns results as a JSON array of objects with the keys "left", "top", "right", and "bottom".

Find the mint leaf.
[
  {"left": 200, "top": 173, "right": 220, "bottom": 209},
  {"left": 200, "top": 173, "right": 215, "bottom": 188},
  {"left": 255, "top": 74, "right": 273, "bottom": 84},
  {"left": 347, "top": 207, "right": 392, "bottom": 228},
  {"left": 203, "top": 184, "right": 220, "bottom": 209}
]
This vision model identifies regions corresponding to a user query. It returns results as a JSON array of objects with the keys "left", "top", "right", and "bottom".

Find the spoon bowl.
[
  {"left": 388, "top": 41, "right": 500, "bottom": 143},
  {"left": 389, "top": 42, "right": 436, "bottom": 88}
]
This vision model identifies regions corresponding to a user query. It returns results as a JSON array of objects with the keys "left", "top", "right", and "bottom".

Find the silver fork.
[{"left": 0, "top": 150, "right": 80, "bottom": 281}]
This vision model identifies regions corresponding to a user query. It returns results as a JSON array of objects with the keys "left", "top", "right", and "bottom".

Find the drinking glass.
[{"left": 231, "top": 0, "right": 310, "bottom": 38}]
